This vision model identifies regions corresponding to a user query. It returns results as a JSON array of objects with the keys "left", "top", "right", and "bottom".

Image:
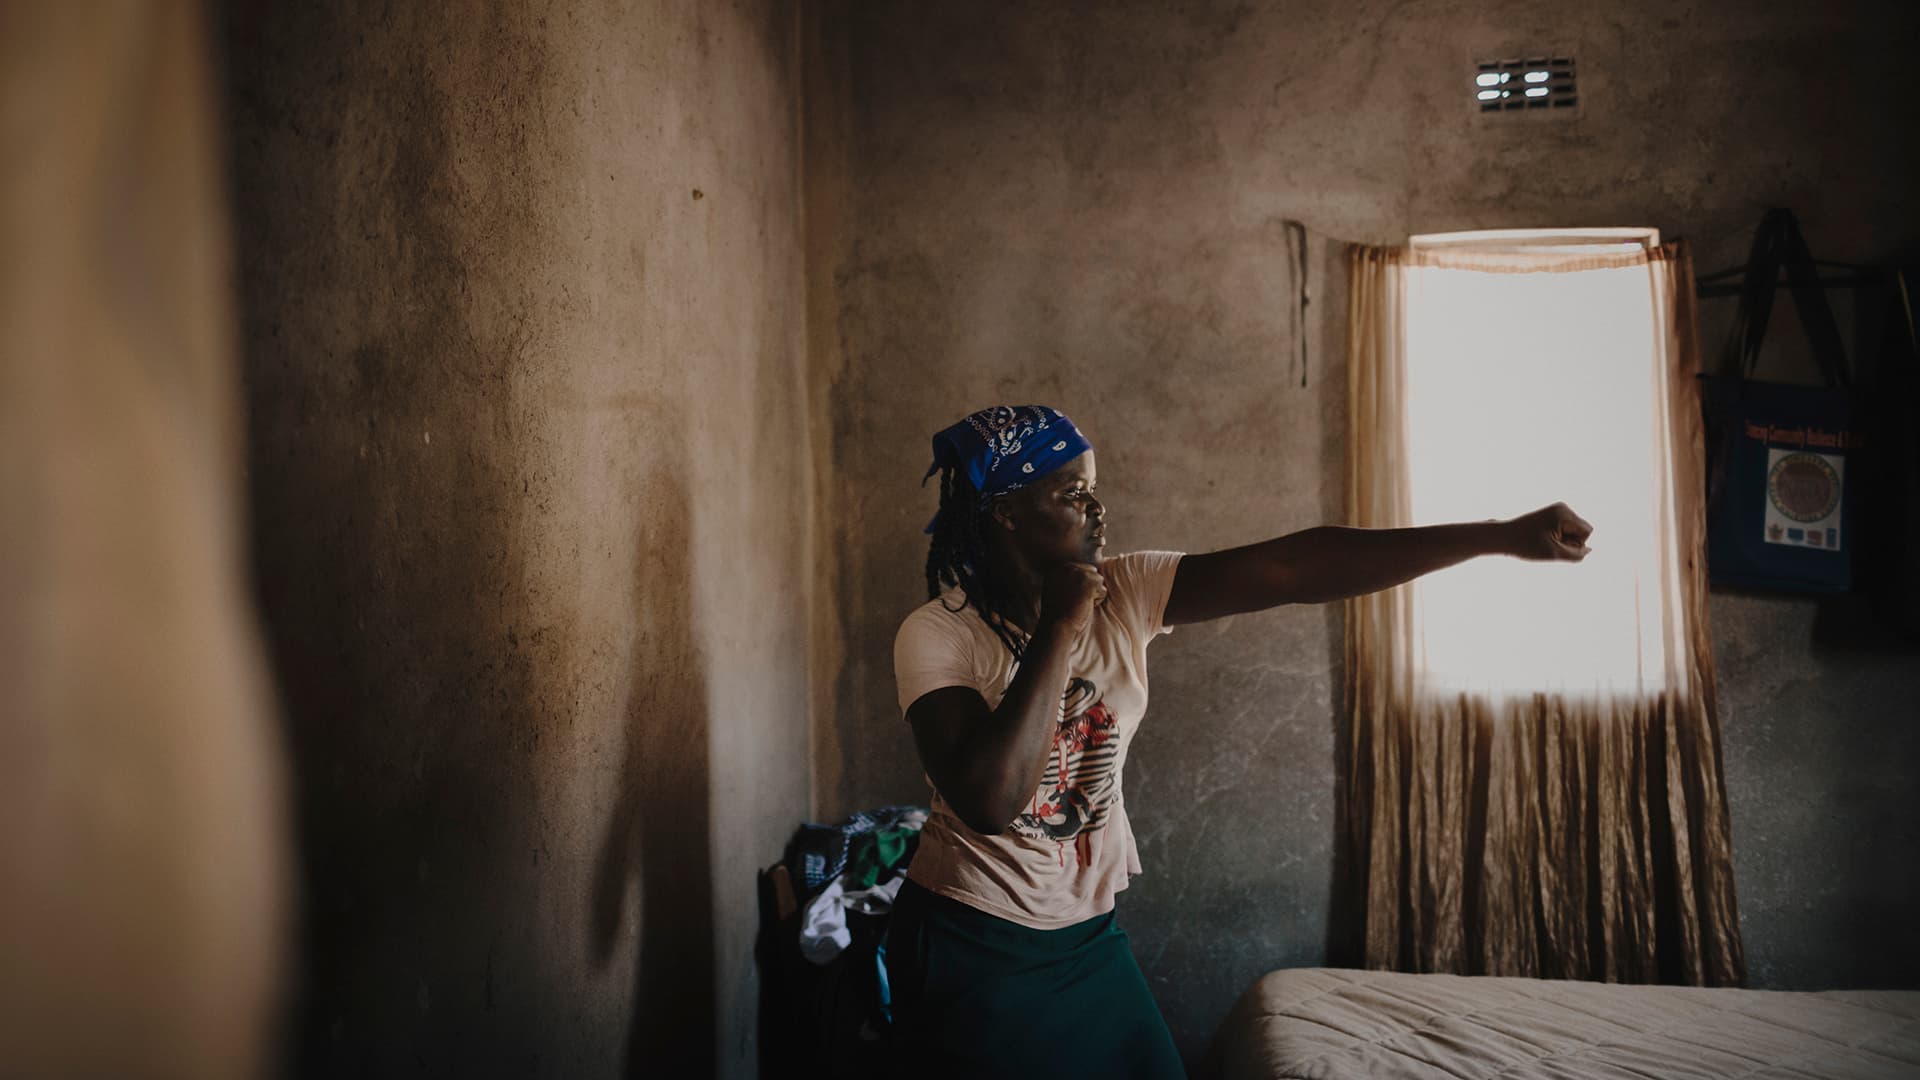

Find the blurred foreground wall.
[{"left": 0, "top": 5, "right": 288, "bottom": 1077}]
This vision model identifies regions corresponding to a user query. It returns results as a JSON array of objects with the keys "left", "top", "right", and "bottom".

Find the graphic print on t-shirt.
[{"left": 1008, "top": 677, "right": 1121, "bottom": 861}]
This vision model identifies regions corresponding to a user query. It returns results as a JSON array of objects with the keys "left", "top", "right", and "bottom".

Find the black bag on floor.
[{"left": 1698, "top": 209, "right": 1864, "bottom": 594}]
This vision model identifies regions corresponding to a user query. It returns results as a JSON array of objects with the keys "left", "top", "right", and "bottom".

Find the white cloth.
[{"left": 798, "top": 875, "right": 907, "bottom": 966}]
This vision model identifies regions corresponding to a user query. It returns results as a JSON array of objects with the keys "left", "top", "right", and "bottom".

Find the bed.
[{"left": 1199, "top": 967, "right": 1920, "bottom": 1080}]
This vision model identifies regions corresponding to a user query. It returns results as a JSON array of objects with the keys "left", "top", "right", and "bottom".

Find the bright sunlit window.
[{"left": 1402, "top": 229, "right": 1683, "bottom": 699}]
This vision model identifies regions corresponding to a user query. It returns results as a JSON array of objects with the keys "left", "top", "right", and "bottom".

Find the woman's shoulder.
[
  {"left": 1104, "top": 549, "right": 1183, "bottom": 567},
  {"left": 893, "top": 595, "right": 1001, "bottom": 702},
  {"left": 1101, "top": 550, "right": 1184, "bottom": 589},
  {"left": 896, "top": 594, "right": 990, "bottom": 646},
  {"left": 1100, "top": 551, "right": 1185, "bottom": 637}
]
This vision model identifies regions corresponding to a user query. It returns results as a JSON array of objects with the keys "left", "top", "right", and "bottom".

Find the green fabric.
[
  {"left": 844, "top": 825, "right": 917, "bottom": 889},
  {"left": 886, "top": 880, "right": 1186, "bottom": 1079}
]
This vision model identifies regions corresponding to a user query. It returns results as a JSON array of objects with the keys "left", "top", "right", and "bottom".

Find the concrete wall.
[
  {"left": 228, "top": 2, "right": 813, "bottom": 1075},
  {"left": 811, "top": 0, "right": 1920, "bottom": 1063}
]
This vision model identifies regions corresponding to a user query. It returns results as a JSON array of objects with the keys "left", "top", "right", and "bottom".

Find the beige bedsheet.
[{"left": 1202, "top": 967, "right": 1920, "bottom": 1080}]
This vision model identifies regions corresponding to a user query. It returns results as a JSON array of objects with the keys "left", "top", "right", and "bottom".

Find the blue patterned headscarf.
[{"left": 922, "top": 406, "right": 1093, "bottom": 531}]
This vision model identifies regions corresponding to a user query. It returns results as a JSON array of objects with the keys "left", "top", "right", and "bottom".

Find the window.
[{"left": 1400, "top": 228, "right": 1685, "bottom": 697}]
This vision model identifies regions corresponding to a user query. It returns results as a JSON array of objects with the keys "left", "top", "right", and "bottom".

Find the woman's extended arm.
[
  {"left": 904, "top": 563, "right": 1106, "bottom": 836},
  {"left": 1162, "top": 502, "right": 1591, "bottom": 625}
]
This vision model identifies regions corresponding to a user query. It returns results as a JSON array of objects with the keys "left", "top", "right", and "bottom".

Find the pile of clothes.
[
  {"left": 789, "top": 805, "right": 927, "bottom": 966},
  {"left": 762, "top": 806, "right": 927, "bottom": 1077}
]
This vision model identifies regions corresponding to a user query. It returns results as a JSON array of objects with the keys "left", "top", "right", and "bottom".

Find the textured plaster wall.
[
  {"left": 812, "top": 0, "right": 1920, "bottom": 1063},
  {"left": 228, "top": 2, "right": 812, "bottom": 1075}
]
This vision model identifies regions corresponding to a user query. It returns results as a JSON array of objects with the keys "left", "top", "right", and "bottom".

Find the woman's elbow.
[
  {"left": 946, "top": 788, "right": 1019, "bottom": 836},
  {"left": 954, "top": 802, "right": 1015, "bottom": 837},
  {"left": 930, "top": 758, "right": 1024, "bottom": 835}
]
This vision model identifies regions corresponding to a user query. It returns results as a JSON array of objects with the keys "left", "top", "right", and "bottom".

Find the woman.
[{"left": 887, "top": 405, "right": 1591, "bottom": 1078}]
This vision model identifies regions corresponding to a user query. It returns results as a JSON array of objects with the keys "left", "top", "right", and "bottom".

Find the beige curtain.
[{"left": 1342, "top": 240, "right": 1745, "bottom": 985}]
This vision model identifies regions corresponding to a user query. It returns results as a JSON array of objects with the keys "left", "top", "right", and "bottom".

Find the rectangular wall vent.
[{"left": 1473, "top": 56, "right": 1577, "bottom": 113}]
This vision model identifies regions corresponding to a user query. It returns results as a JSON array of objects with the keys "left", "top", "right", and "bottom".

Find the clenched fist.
[
  {"left": 1504, "top": 502, "right": 1593, "bottom": 561},
  {"left": 1039, "top": 561, "right": 1108, "bottom": 633}
]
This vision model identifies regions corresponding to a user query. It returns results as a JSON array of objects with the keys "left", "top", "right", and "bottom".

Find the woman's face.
[{"left": 992, "top": 451, "right": 1107, "bottom": 568}]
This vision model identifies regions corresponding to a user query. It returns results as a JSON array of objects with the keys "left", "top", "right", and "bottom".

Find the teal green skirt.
[{"left": 884, "top": 879, "right": 1187, "bottom": 1079}]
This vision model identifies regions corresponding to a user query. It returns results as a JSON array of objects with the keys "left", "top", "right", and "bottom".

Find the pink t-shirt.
[{"left": 892, "top": 551, "right": 1184, "bottom": 929}]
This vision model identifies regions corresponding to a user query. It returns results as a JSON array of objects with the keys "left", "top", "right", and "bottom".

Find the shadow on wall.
[
  {"left": 231, "top": 8, "right": 521, "bottom": 1066},
  {"left": 227, "top": 2, "right": 756, "bottom": 1070},
  {"left": 228, "top": 4, "right": 628, "bottom": 1070},
  {"left": 243, "top": 345, "right": 559, "bottom": 1069},
  {"left": 591, "top": 463, "right": 716, "bottom": 1077}
]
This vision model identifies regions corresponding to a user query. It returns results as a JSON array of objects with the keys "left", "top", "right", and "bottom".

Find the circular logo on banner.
[{"left": 1768, "top": 452, "right": 1841, "bottom": 522}]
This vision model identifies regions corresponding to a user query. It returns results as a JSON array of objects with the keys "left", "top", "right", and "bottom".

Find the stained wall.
[
  {"left": 810, "top": 0, "right": 1920, "bottom": 1063},
  {"left": 228, "top": 2, "right": 814, "bottom": 1075}
]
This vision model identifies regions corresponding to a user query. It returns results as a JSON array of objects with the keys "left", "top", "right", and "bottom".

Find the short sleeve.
[
  {"left": 1102, "top": 550, "right": 1185, "bottom": 641},
  {"left": 893, "top": 605, "right": 984, "bottom": 716}
]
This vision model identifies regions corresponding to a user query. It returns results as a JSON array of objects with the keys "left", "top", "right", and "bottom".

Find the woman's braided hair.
[{"left": 925, "top": 464, "right": 1030, "bottom": 661}]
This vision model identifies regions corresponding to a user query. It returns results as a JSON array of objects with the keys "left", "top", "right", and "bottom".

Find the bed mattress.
[{"left": 1202, "top": 967, "right": 1920, "bottom": 1080}]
